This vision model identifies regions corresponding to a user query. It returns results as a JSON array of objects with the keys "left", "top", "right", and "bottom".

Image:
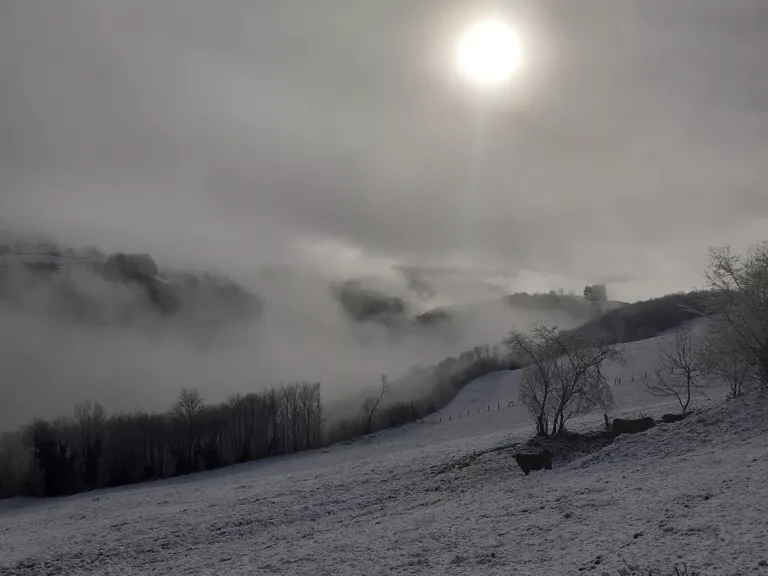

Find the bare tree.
[
  {"left": 361, "top": 374, "right": 390, "bottom": 434},
  {"left": 264, "top": 387, "right": 281, "bottom": 456},
  {"left": 196, "top": 404, "right": 225, "bottom": 470},
  {"left": 506, "top": 324, "right": 558, "bottom": 436},
  {"left": 583, "top": 285, "right": 608, "bottom": 318},
  {"left": 137, "top": 412, "right": 170, "bottom": 479},
  {"left": 583, "top": 284, "right": 607, "bottom": 302},
  {"left": 169, "top": 388, "right": 205, "bottom": 475},
  {"left": 698, "top": 322, "right": 758, "bottom": 398},
  {"left": 226, "top": 393, "right": 259, "bottom": 463},
  {"left": 505, "top": 322, "right": 623, "bottom": 436},
  {"left": 74, "top": 401, "right": 106, "bottom": 446},
  {"left": 170, "top": 388, "right": 204, "bottom": 420},
  {"left": 73, "top": 400, "right": 106, "bottom": 487},
  {"left": 697, "top": 243, "right": 768, "bottom": 389},
  {"left": 641, "top": 321, "right": 703, "bottom": 413},
  {"left": 282, "top": 383, "right": 301, "bottom": 453},
  {"left": 298, "top": 382, "right": 322, "bottom": 450}
]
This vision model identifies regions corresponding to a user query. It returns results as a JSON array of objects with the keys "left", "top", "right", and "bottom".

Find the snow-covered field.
[{"left": 1, "top": 336, "right": 766, "bottom": 575}]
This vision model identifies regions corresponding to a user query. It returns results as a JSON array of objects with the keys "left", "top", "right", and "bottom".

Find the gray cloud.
[{"left": 2, "top": 0, "right": 767, "bottom": 300}]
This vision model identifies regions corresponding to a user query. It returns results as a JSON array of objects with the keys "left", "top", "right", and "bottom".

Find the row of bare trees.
[
  {"left": 2, "top": 340, "right": 521, "bottom": 498},
  {"left": 640, "top": 243, "right": 768, "bottom": 411},
  {"left": 0, "top": 382, "right": 322, "bottom": 498},
  {"left": 509, "top": 242, "right": 768, "bottom": 436}
]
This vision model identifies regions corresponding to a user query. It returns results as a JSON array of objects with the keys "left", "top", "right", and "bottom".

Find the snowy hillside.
[
  {"left": 1, "top": 336, "right": 764, "bottom": 575},
  {"left": 417, "top": 333, "right": 727, "bottom": 444}
]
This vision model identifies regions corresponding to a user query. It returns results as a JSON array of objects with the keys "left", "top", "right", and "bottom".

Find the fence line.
[
  {"left": 408, "top": 374, "right": 643, "bottom": 427},
  {"left": 418, "top": 399, "right": 520, "bottom": 425}
]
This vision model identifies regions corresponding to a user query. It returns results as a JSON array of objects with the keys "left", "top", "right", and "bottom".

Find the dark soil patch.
[
  {"left": 432, "top": 442, "right": 519, "bottom": 475},
  {"left": 522, "top": 429, "right": 617, "bottom": 463}
]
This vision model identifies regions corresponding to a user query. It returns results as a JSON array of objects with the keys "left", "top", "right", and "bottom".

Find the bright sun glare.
[{"left": 457, "top": 19, "right": 521, "bottom": 86}]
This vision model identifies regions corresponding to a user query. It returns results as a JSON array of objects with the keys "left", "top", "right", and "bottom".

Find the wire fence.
[
  {"left": 413, "top": 375, "right": 653, "bottom": 426},
  {"left": 419, "top": 399, "right": 520, "bottom": 425}
]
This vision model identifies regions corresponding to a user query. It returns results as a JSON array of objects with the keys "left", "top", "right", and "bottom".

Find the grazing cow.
[
  {"left": 515, "top": 449, "right": 554, "bottom": 476},
  {"left": 612, "top": 417, "right": 655, "bottom": 436}
]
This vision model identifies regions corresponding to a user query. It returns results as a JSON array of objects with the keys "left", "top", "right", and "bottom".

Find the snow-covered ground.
[{"left": 1, "top": 336, "right": 766, "bottom": 575}]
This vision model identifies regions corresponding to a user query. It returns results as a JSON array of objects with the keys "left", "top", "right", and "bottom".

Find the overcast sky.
[{"left": 2, "top": 0, "right": 767, "bottom": 302}]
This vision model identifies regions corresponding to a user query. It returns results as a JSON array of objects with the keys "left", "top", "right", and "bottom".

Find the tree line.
[{"left": 0, "top": 382, "right": 322, "bottom": 498}]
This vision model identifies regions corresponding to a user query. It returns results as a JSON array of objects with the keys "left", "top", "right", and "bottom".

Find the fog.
[
  {"left": 1, "top": 0, "right": 767, "bottom": 428},
  {"left": 0, "top": 249, "right": 595, "bottom": 429}
]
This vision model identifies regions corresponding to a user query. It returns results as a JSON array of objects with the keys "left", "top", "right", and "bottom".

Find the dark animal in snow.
[{"left": 515, "top": 449, "right": 554, "bottom": 476}]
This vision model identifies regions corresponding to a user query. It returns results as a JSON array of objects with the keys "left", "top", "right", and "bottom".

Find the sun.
[{"left": 457, "top": 19, "right": 521, "bottom": 86}]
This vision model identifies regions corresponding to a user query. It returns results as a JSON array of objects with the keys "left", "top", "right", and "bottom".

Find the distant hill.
[
  {"left": 332, "top": 279, "right": 410, "bottom": 326},
  {"left": 570, "top": 290, "right": 704, "bottom": 344},
  {"left": 3, "top": 237, "right": 642, "bottom": 347},
  {"left": 0, "top": 240, "right": 261, "bottom": 337},
  {"left": 416, "top": 292, "right": 624, "bottom": 329},
  {"left": 331, "top": 277, "right": 630, "bottom": 343}
]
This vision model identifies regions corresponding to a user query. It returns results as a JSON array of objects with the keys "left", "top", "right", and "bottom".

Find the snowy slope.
[
  {"left": 420, "top": 334, "right": 728, "bottom": 441},
  {"left": 438, "top": 332, "right": 712, "bottom": 418},
  {"left": 1, "top": 337, "right": 764, "bottom": 576}
]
